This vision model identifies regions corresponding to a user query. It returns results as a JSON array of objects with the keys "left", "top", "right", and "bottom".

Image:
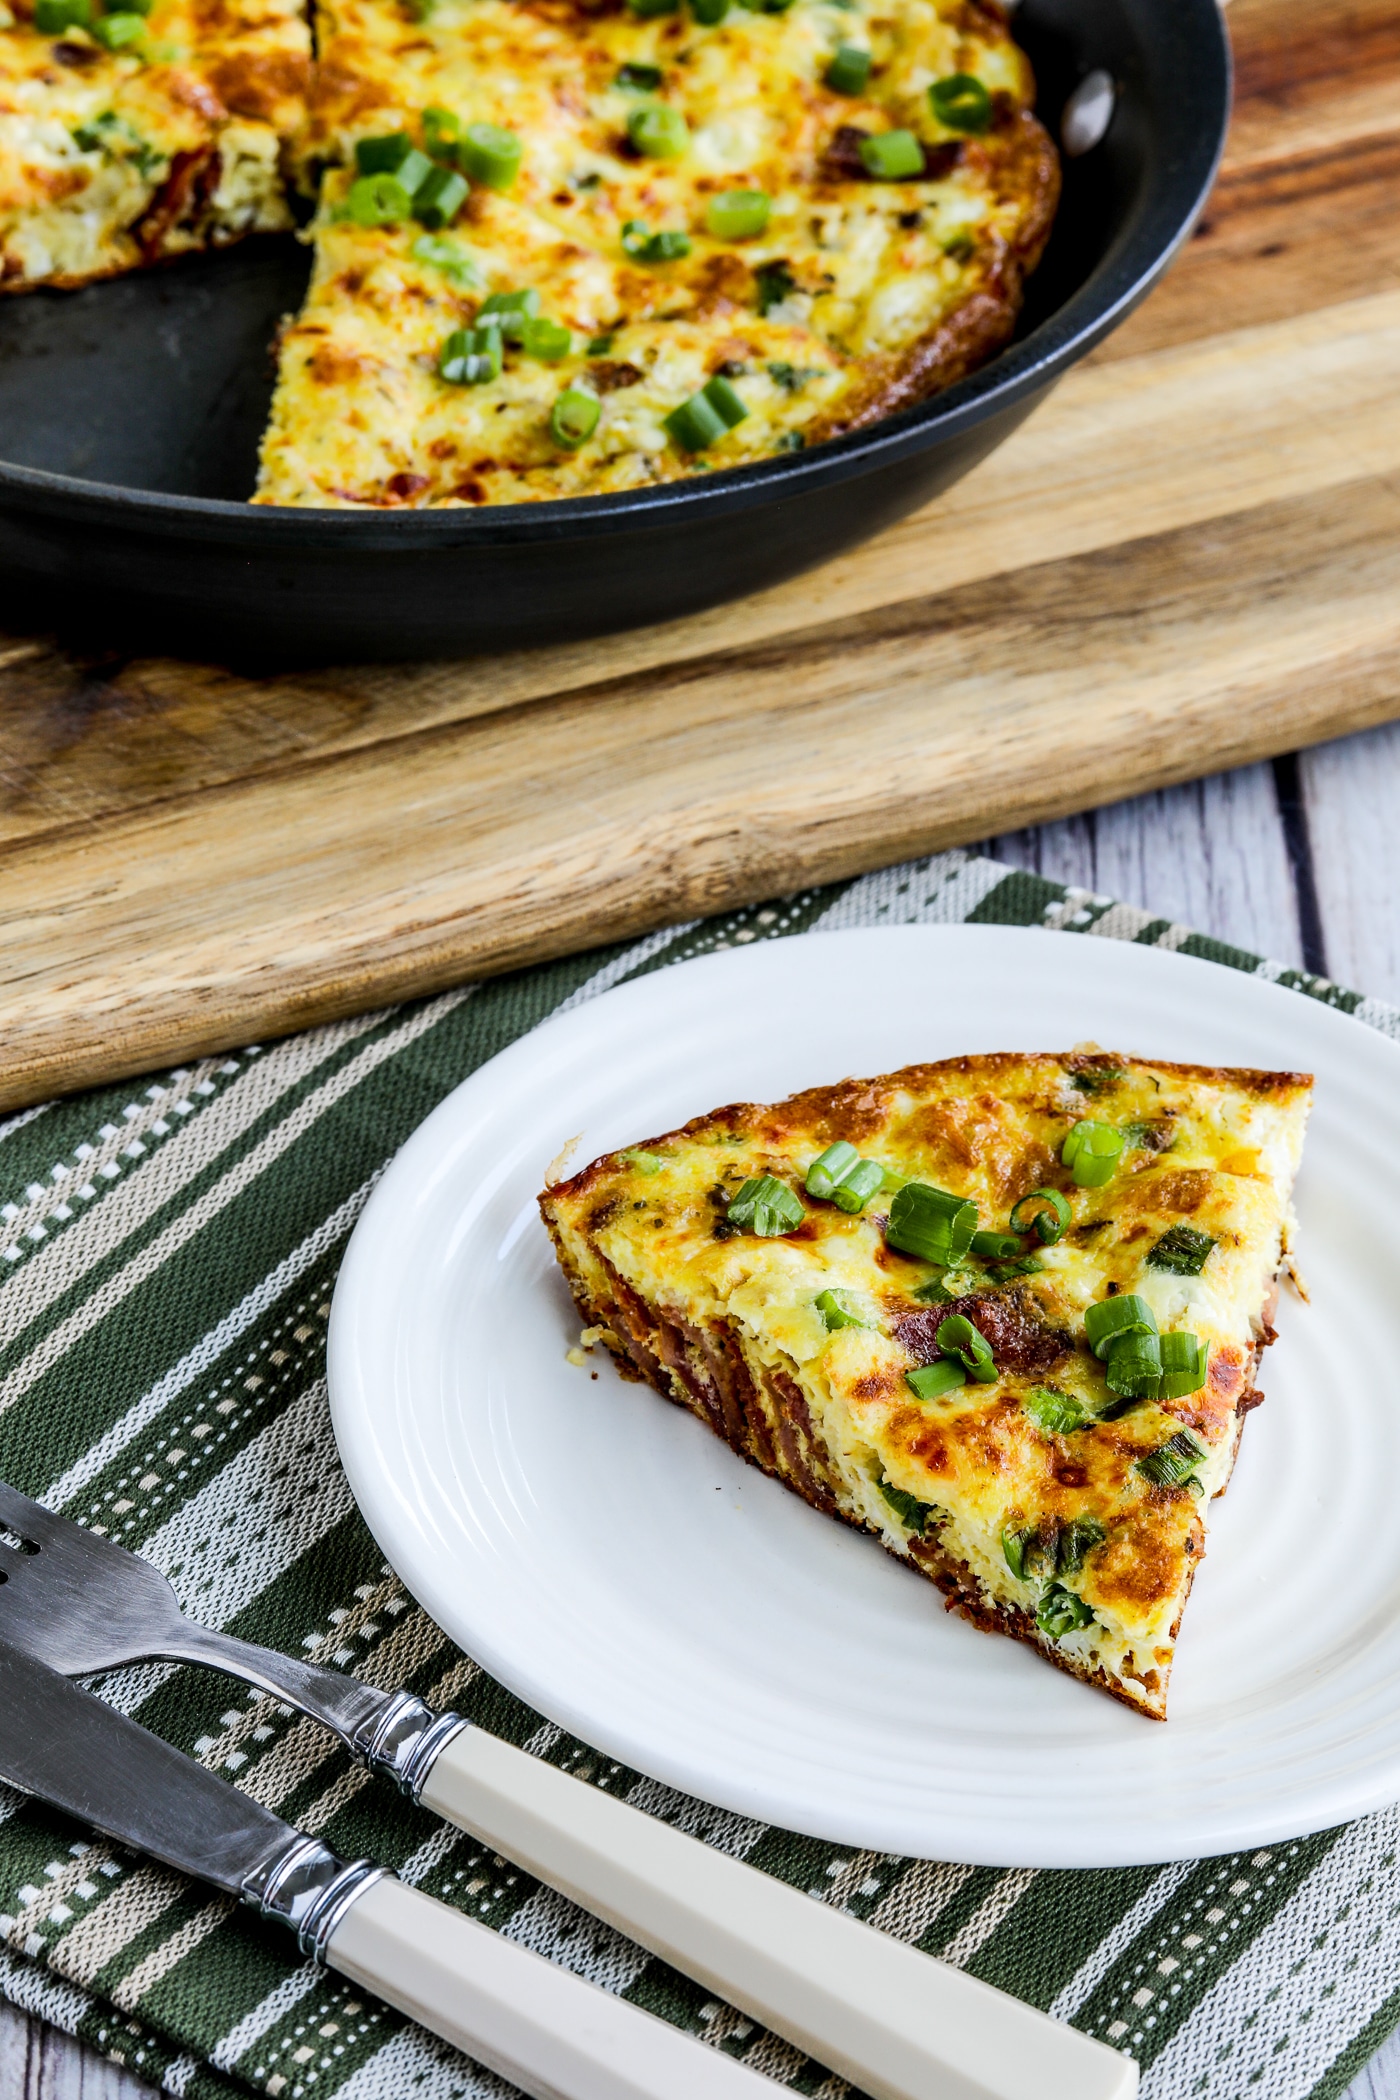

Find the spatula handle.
[
  {"left": 420, "top": 1728, "right": 1137, "bottom": 2100},
  {"left": 326, "top": 1874, "right": 773, "bottom": 2100}
]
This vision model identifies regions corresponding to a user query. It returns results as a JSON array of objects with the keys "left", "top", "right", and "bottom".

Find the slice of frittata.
[
  {"left": 0, "top": 0, "right": 306, "bottom": 292},
  {"left": 540, "top": 1052, "right": 1312, "bottom": 1718}
]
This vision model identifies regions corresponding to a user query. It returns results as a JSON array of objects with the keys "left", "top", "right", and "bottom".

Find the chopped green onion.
[
  {"left": 726, "top": 1174, "right": 804, "bottom": 1236},
  {"left": 930, "top": 71, "right": 992, "bottom": 134},
  {"left": 35, "top": 0, "right": 92, "bottom": 32},
  {"left": 816, "top": 1288, "right": 871, "bottom": 1331},
  {"left": 357, "top": 132, "right": 417, "bottom": 177},
  {"left": 1137, "top": 1429, "right": 1206, "bottom": 1488},
  {"left": 754, "top": 260, "right": 796, "bottom": 314},
  {"left": 805, "top": 1141, "right": 860, "bottom": 1197},
  {"left": 969, "top": 1229, "right": 1021, "bottom": 1260},
  {"left": 1148, "top": 1224, "right": 1218, "bottom": 1276},
  {"left": 521, "top": 315, "right": 572, "bottom": 360},
  {"left": 119, "top": 0, "right": 153, "bottom": 14},
  {"left": 478, "top": 287, "right": 541, "bottom": 340},
  {"left": 628, "top": 104, "right": 689, "bottom": 158},
  {"left": 1061, "top": 1120, "right": 1125, "bottom": 1187},
  {"left": 619, "top": 1149, "right": 666, "bottom": 1174},
  {"left": 1008, "top": 1188, "right": 1071, "bottom": 1244},
  {"left": 987, "top": 1256, "right": 1043, "bottom": 1281},
  {"left": 690, "top": 0, "right": 729, "bottom": 19},
  {"left": 1023, "top": 1386, "right": 1088, "bottom": 1435},
  {"left": 621, "top": 219, "right": 652, "bottom": 258},
  {"left": 886, "top": 1182, "right": 978, "bottom": 1265},
  {"left": 586, "top": 333, "right": 615, "bottom": 354},
  {"left": 879, "top": 1478, "right": 936, "bottom": 1534},
  {"left": 550, "top": 386, "right": 601, "bottom": 448},
  {"left": 906, "top": 1359, "right": 966, "bottom": 1401},
  {"left": 858, "top": 129, "right": 924, "bottom": 179},
  {"left": 911, "top": 1275, "right": 954, "bottom": 1304},
  {"left": 421, "top": 105, "right": 460, "bottom": 157},
  {"left": 1157, "top": 1330, "right": 1208, "bottom": 1399},
  {"left": 615, "top": 62, "right": 664, "bottom": 89},
  {"left": 629, "top": 0, "right": 678, "bottom": 14},
  {"left": 936, "top": 1312, "right": 996, "bottom": 1382},
  {"left": 825, "top": 42, "right": 871, "bottom": 94},
  {"left": 1037, "top": 1581, "right": 1094, "bottom": 1640},
  {"left": 93, "top": 13, "right": 146, "bottom": 47},
  {"left": 665, "top": 374, "right": 748, "bottom": 450},
  {"left": 832, "top": 1159, "right": 883, "bottom": 1213},
  {"left": 1084, "top": 1293, "right": 1157, "bottom": 1359},
  {"left": 439, "top": 325, "right": 502, "bottom": 384},
  {"left": 622, "top": 221, "right": 692, "bottom": 262},
  {"left": 413, "top": 165, "right": 468, "bottom": 227},
  {"left": 1071, "top": 1067, "right": 1124, "bottom": 1095},
  {"left": 460, "top": 122, "right": 522, "bottom": 190},
  {"left": 706, "top": 188, "right": 770, "bottom": 240},
  {"left": 1105, "top": 1331, "right": 1162, "bottom": 1398},
  {"left": 347, "top": 173, "right": 415, "bottom": 226},
  {"left": 411, "top": 233, "right": 482, "bottom": 285},
  {"left": 1055, "top": 1517, "right": 1106, "bottom": 1574}
]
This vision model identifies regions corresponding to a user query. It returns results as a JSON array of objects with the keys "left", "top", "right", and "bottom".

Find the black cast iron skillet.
[{"left": 0, "top": 0, "right": 1229, "bottom": 663}]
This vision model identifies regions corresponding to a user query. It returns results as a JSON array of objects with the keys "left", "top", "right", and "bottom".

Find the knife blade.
[{"left": 0, "top": 1638, "right": 779, "bottom": 2100}]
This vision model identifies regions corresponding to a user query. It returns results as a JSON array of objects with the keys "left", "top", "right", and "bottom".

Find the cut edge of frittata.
[{"left": 539, "top": 1051, "right": 1313, "bottom": 1720}]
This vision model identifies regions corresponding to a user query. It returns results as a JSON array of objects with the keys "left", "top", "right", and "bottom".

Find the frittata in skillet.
[
  {"left": 540, "top": 1052, "right": 1313, "bottom": 1717},
  {"left": 253, "top": 0, "right": 1058, "bottom": 504},
  {"left": 0, "top": 0, "right": 305, "bottom": 288}
]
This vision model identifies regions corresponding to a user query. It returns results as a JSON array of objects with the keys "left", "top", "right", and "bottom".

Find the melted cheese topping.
[
  {"left": 254, "top": 0, "right": 1057, "bottom": 505},
  {"left": 543, "top": 1052, "right": 1312, "bottom": 1718},
  {"left": 0, "top": 0, "right": 304, "bottom": 287}
]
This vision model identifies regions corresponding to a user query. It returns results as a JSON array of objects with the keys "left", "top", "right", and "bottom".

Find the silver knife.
[{"left": 0, "top": 1637, "right": 779, "bottom": 2100}]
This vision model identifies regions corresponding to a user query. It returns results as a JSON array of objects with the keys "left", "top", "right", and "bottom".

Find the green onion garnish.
[
  {"left": 460, "top": 122, "right": 523, "bottom": 190},
  {"left": 629, "top": 0, "right": 678, "bottom": 14},
  {"left": 969, "top": 1229, "right": 1021, "bottom": 1260},
  {"left": 754, "top": 260, "right": 796, "bottom": 314},
  {"left": 356, "top": 132, "right": 423, "bottom": 178},
  {"left": 93, "top": 13, "right": 146, "bottom": 46},
  {"left": 706, "top": 189, "right": 771, "bottom": 240},
  {"left": 816, "top": 1288, "right": 871, "bottom": 1331},
  {"left": 1137, "top": 1429, "right": 1206, "bottom": 1488},
  {"left": 886, "top": 1182, "right": 978, "bottom": 1265},
  {"left": 1002, "top": 1527, "right": 1034, "bottom": 1581},
  {"left": 1061, "top": 1120, "right": 1125, "bottom": 1187},
  {"left": 1147, "top": 1224, "right": 1218, "bottom": 1276},
  {"left": 825, "top": 42, "right": 871, "bottom": 94},
  {"left": 879, "top": 1478, "right": 935, "bottom": 1534},
  {"left": 935, "top": 1313, "right": 996, "bottom": 1383},
  {"left": 622, "top": 221, "right": 691, "bottom": 262},
  {"left": 411, "top": 233, "right": 482, "bottom": 285},
  {"left": 412, "top": 165, "right": 468, "bottom": 227},
  {"left": 1055, "top": 1517, "right": 1106, "bottom": 1574},
  {"left": 439, "top": 325, "right": 502, "bottom": 384},
  {"left": 832, "top": 1159, "right": 883, "bottom": 1212},
  {"left": 619, "top": 1149, "right": 666, "bottom": 1174},
  {"left": 1036, "top": 1581, "right": 1094, "bottom": 1640},
  {"left": 1157, "top": 1330, "right": 1208, "bottom": 1399},
  {"left": 34, "top": 0, "right": 90, "bottom": 29},
  {"left": 690, "top": 0, "right": 728, "bottom": 18},
  {"left": 911, "top": 1276, "right": 953, "bottom": 1304},
  {"left": 805, "top": 1142, "right": 882, "bottom": 1212},
  {"left": 521, "top": 315, "right": 571, "bottom": 360},
  {"left": 805, "top": 1141, "right": 859, "bottom": 1195},
  {"left": 906, "top": 1359, "right": 966, "bottom": 1401},
  {"left": 1022, "top": 1386, "right": 1088, "bottom": 1435},
  {"left": 726, "top": 1175, "right": 803, "bottom": 1236},
  {"left": 615, "top": 62, "right": 664, "bottom": 88},
  {"left": 628, "top": 104, "right": 689, "bottom": 158},
  {"left": 1105, "top": 1331, "right": 1162, "bottom": 1398},
  {"left": 587, "top": 333, "right": 615, "bottom": 354},
  {"left": 421, "top": 105, "right": 461, "bottom": 157},
  {"left": 478, "top": 287, "right": 541, "bottom": 340},
  {"left": 1008, "top": 1188, "right": 1071, "bottom": 1244},
  {"left": 550, "top": 386, "right": 601, "bottom": 448},
  {"left": 930, "top": 72, "right": 992, "bottom": 134},
  {"left": 1084, "top": 1294, "right": 1157, "bottom": 1359},
  {"left": 346, "top": 172, "right": 414, "bottom": 226},
  {"left": 858, "top": 130, "right": 924, "bottom": 179},
  {"left": 987, "top": 1256, "right": 1043, "bottom": 1281},
  {"left": 664, "top": 374, "right": 748, "bottom": 451}
]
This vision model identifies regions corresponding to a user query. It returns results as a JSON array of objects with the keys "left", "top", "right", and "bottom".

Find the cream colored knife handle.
[
  {"left": 421, "top": 1728, "right": 1138, "bottom": 2100},
  {"left": 327, "top": 1874, "right": 776, "bottom": 2100}
]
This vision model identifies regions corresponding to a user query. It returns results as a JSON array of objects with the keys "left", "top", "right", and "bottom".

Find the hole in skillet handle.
[{"left": 0, "top": 1527, "right": 39, "bottom": 1555}]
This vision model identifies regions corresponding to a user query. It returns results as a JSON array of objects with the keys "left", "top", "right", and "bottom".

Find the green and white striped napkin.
[{"left": 1, "top": 849, "right": 1396, "bottom": 2100}]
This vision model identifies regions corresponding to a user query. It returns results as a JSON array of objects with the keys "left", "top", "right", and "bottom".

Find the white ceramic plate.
[{"left": 328, "top": 926, "right": 1400, "bottom": 1867}]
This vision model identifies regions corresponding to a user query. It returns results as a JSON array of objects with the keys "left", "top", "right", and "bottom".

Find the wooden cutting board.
[{"left": 2, "top": 0, "right": 1398, "bottom": 1111}]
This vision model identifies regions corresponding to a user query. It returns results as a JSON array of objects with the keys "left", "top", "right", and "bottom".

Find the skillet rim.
[{"left": 0, "top": 0, "right": 1230, "bottom": 547}]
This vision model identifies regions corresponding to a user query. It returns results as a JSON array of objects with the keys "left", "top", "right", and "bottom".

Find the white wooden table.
[{"left": 8, "top": 714, "right": 1400, "bottom": 2100}]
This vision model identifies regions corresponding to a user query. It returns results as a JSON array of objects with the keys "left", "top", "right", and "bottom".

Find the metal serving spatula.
[
  {"left": 0, "top": 1635, "right": 771, "bottom": 2100},
  {"left": 0, "top": 1480, "right": 1136, "bottom": 2100}
]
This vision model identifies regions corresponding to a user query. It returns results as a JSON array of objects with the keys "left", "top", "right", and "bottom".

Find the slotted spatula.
[{"left": 0, "top": 1479, "right": 1136, "bottom": 2100}]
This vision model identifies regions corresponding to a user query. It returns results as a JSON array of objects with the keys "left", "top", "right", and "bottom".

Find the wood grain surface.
[{"left": 1, "top": 0, "right": 1399, "bottom": 1107}]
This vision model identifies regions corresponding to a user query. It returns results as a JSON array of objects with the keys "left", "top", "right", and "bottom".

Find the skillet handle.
[{"left": 419, "top": 1725, "right": 1138, "bottom": 2100}]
